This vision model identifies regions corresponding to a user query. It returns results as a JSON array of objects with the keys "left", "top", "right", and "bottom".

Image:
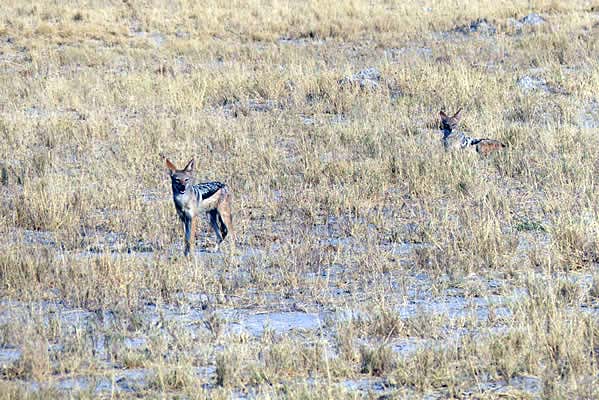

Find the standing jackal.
[
  {"left": 165, "top": 158, "right": 233, "bottom": 256},
  {"left": 439, "top": 109, "right": 506, "bottom": 156}
]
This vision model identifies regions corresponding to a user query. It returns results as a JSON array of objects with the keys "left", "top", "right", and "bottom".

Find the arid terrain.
[{"left": 0, "top": 0, "right": 598, "bottom": 398}]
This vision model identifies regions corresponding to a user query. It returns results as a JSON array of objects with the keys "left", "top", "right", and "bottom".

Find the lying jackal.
[
  {"left": 165, "top": 158, "right": 233, "bottom": 255},
  {"left": 439, "top": 109, "right": 506, "bottom": 156}
]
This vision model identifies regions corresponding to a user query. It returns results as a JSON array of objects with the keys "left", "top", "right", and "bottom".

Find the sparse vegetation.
[{"left": 0, "top": 0, "right": 598, "bottom": 398}]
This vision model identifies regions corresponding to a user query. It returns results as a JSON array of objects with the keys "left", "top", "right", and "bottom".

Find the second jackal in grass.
[{"left": 440, "top": 109, "right": 506, "bottom": 156}]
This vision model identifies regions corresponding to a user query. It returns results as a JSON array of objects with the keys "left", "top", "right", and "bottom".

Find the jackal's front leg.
[{"left": 183, "top": 216, "right": 195, "bottom": 256}]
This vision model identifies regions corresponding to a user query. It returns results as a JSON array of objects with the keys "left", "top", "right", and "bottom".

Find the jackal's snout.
[{"left": 171, "top": 176, "right": 189, "bottom": 194}]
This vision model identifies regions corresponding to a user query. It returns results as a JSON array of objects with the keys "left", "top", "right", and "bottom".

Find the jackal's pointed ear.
[
  {"left": 183, "top": 158, "right": 195, "bottom": 172},
  {"left": 165, "top": 158, "right": 178, "bottom": 175},
  {"left": 452, "top": 108, "right": 462, "bottom": 121}
]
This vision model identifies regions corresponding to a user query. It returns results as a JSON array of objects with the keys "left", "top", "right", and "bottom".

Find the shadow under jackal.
[
  {"left": 165, "top": 158, "right": 233, "bottom": 256},
  {"left": 439, "top": 109, "right": 506, "bottom": 156}
]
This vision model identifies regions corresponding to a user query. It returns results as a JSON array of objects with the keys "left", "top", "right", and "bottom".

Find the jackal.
[
  {"left": 439, "top": 109, "right": 506, "bottom": 156},
  {"left": 165, "top": 158, "right": 233, "bottom": 256}
]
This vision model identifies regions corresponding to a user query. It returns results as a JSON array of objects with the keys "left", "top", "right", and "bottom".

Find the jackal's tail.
[
  {"left": 470, "top": 138, "right": 507, "bottom": 149},
  {"left": 470, "top": 138, "right": 507, "bottom": 147}
]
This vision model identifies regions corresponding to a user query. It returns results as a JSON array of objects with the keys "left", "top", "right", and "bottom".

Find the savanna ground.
[{"left": 0, "top": 0, "right": 598, "bottom": 398}]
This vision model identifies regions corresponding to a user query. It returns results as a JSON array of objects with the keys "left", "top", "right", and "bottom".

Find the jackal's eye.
[{"left": 184, "top": 178, "right": 189, "bottom": 183}]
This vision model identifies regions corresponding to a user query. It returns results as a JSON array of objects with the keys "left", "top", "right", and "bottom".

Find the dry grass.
[{"left": 0, "top": 0, "right": 598, "bottom": 398}]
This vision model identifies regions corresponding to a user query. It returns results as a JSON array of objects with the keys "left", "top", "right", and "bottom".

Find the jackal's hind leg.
[
  {"left": 216, "top": 192, "right": 234, "bottom": 243},
  {"left": 208, "top": 210, "right": 223, "bottom": 252},
  {"left": 217, "top": 212, "right": 228, "bottom": 240}
]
